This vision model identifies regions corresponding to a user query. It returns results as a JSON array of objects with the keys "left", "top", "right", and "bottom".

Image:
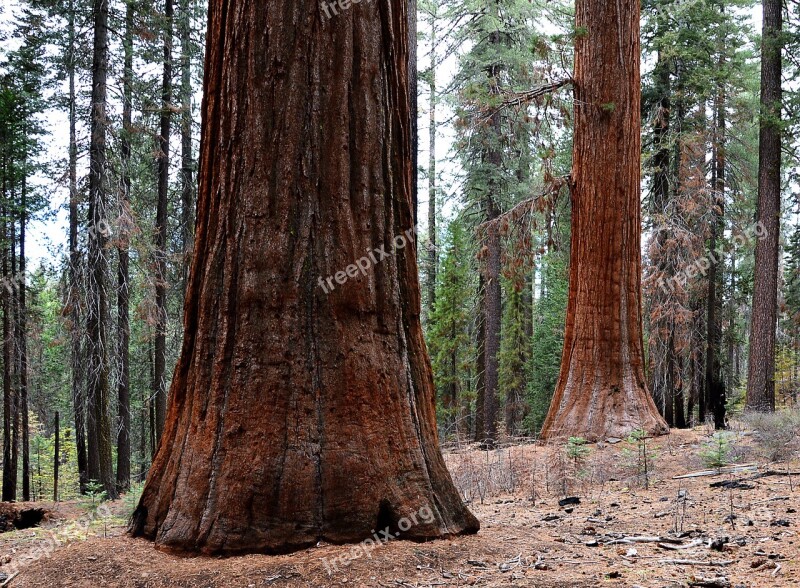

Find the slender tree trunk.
[
  {"left": 139, "top": 383, "right": 147, "bottom": 480},
  {"left": 153, "top": 0, "right": 174, "bottom": 447},
  {"left": 10, "top": 222, "right": 20, "bottom": 500},
  {"left": 53, "top": 411, "right": 59, "bottom": 501},
  {"left": 448, "top": 323, "right": 457, "bottom": 411},
  {"left": 483, "top": 216, "right": 501, "bottom": 447},
  {"left": 116, "top": 0, "right": 134, "bottom": 493},
  {"left": 650, "top": 52, "right": 673, "bottom": 425},
  {"left": 540, "top": 0, "right": 668, "bottom": 441},
  {"left": 706, "top": 81, "right": 726, "bottom": 430},
  {"left": 19, "top": 180, "right": 29, "bottom": 501},
  {"left": 473, "top": 281, "right": 485, "bottom": 442},
  {"left": 2, "top": 211, "right": 15, "bottom": 502},
  {"left": 426, "top": 6, "right": 437, "bottom": 319},
  {"left": 481, "top": 22, "right": 502, "bottom": 447},
  {"left": 688, "top": 304, "right": 704, "bottom": 425},
  {"left": 674, "top": 352, "right": 687, "bottom": 428},
  {"left": 747, "top": 0, "right": 782, "bottom": 412},
  {"left": 664, "top": 331, "right": 675, "bottom": 427},
  {"left": 179, "top": 0, "right": 195, "bottom": 292},
  {"left": 67, "top": 0, "right": 88, "bottom": 495},
  {"left": 87, "top": 0, "right": 118, "bottom": 499},
  {"left": 130, "top": 0, "right": 478, "bottom": 554},
  {"left": 148, "top": 340, "right": 156, "bottom": 460},
  {"left": 727, "top": 257, "right": 737, "bottom": 389}
]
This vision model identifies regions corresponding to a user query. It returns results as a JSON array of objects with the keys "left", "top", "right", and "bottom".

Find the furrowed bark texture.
[
  {"left": 116, "top": 0, "right": 134, "bottom": 492},
  {"left": 540, "top": 0, "right": 668, "bottom": 442},
  {"left": 130, "top": 0, "right": 479, "bottom": 555},
  {"left": 747, "top": 0, "right": 782, "bottom": 412},
  {"left": 87, "top": 0, "right": 118, "bottom": 500}
]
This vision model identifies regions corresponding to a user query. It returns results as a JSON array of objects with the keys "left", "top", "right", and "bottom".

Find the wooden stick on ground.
[{"left": 661, "top": 559, "right": 734, "bottom": 567}]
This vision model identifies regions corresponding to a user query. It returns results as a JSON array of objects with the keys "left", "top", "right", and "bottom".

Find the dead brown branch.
[{"left": 477, "top": 177, "right": 569, "bottom": 236}]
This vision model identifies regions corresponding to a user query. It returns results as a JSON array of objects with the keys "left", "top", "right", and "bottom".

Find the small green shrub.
[
  {"left": 622, "top": 429, "right": 657, "bottom": 489},
  {"left": 700, "top": 432, "right": 738, "bottom": 470},
  {"left": 565, "top": 437, "right": 590, "bottom": 472}
]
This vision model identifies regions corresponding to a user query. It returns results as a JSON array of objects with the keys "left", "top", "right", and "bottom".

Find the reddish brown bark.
[
  {"left": 130, "top": 0, "right": 478, "bottom": 555},
  {"left": 747, "top": 0, "right": 782, "bottom": 413},
  {"left": 540, "top": 0, "right": 668, "bottom": 442}
]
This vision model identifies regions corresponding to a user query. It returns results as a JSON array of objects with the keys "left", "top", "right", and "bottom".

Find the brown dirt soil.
[{"left": 5, "top": 428, "right": 800, "bottom": 587}]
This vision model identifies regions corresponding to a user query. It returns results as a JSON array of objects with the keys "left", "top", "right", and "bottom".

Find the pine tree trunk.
[
  {"left": 140, "top": 384, "right": 147, "bottom": 480},
  {"left": 179, "top": 0, "right": 195, "bottom": 293},
  {"left": 2, "top": 210, "right": 15, "bottom": 501},
  {"left": 53, "top": 411, "right": 59, "bottom": 501},
  {"left": 154, "top": 0, "right": 174, "bottom": 445},
  {"left": 473, "top": 277, "right": 485, "bottom": 441},
  {"left": 483, "top": 217, "right": 501, "bottom": 447},
  {"left": 481, "top": 39, "right": 502, "bottom": 447},
  {"left": 148, "top": 340, "right": 156, "bottom": 459},
  {"left": 130, "top": 0, "right": 478, "bottom": 554},
  {"left": 116, "top": 0, "right": 134, "bottom": 493},
  {"left": 674, "top": 351, "right": 687, "bottom": 428},
  {"left": 18, "top": 181, "right": 29, "bottom": 501},
  {"left": 747, "top": 0, "right": 782, "bottom": 412},
  {"left": 540, "top": 0, "right": 668, "bottom": 441},
  {"left": 10, "top": 222, "right": 20, "bottom": 499},
  {"left": 426, "top": 7, "right": 437, "bottom": 320},
  {"left": 87, "top": 0, "right": 118, "bottom": 499},
  {"left": 650, "top": 52, "right": 673, "bottom": 425},
  {"left": 67, "top": 0, "right": 88, "bottom": 495},
  {"left": 664, "top": 332, "right": 675, "bottom": 427},
  {"left": 706, "top": 81, "right": 726, "bottom": 430}
]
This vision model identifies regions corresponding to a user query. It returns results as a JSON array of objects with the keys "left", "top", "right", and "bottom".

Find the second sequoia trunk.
[
  {"left": 540, "top": 0, "right": 668, "bottom": 442},
  {"left": 130, "top": 0, "right": 478, "bottom": 555}
]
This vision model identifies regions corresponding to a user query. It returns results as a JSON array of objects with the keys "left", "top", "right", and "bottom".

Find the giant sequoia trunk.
[
  {"left": 130, "top": 0, "right": 478, "bottom": 555},
  {"left": 540, "top": 0, "right": 668, "bottom": 442},
  {"left": 747, "top": 0, "right": 782, "bottom": 412}
]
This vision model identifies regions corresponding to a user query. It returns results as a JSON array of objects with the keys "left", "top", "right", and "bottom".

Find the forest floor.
[{"left": 3, "top": 426, "right": 799, "bottom": 587}]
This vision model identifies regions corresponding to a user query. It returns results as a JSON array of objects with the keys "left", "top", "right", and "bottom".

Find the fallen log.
[
  {"left": 658, "top": 539, "right": 706, "bottom": 550},
  {"left": 688, "top": 577, "right": 730, "bottom": 588},
  {"left": 673, "top": 464, "right": 758, "bottom": 480}
]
